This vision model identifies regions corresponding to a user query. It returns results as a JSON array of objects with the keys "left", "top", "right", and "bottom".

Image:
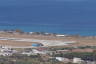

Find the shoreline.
[
  {"left": 0, "top": 28, "right": 96, "bottom": 36},
  {"left": 0, "top": 29, "right": 96, "bottom": 37}
]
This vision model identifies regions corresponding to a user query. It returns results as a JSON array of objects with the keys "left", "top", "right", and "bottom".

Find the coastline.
[{"left": 0, "top": 25, "right": 96, "bottom": 36}]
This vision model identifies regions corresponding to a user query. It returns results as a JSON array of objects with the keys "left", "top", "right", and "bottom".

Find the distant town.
[{"left": 0, "top": 29, "right": 96, "bottom": 64}]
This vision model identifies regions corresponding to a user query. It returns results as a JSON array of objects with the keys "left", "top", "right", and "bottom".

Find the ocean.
[{"left": 0, "top": 0, "right": 96, "bottom": 36}]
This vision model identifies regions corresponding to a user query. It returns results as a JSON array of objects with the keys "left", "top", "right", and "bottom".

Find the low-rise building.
[
  {"left": 55, "top": 57, "right": 71, "bottom": 63},
  {"left": 73, "top": 57, "right": 84, "bottom": 64},
  {"left": 56, "top": 50, "right": 70, "bottom": 54},
  {"left": 0, "top": 52, "right": 12, "bottom": 56},
  {"left": 0, "top": 46, "right": 17, "bottom": 56}
]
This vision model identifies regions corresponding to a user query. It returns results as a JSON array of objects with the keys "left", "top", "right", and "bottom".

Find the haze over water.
[{"left": 0, "top": 0, "right": 96, "bottom": 36}]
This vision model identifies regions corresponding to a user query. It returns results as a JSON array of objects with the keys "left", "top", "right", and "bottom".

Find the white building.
[
  {"left": 73, "top": 57, "right": 84, "bottom": 63},
  {"left": 56, "top": 34, "right": 66, "bottom": 37},
  {"left": 21, "top": 52, "right": 33, "bottom": 56},
  {"left": 0, "top": 52, "right": 12, "bottom": 56},
  {"left": 55, "top": 57, "right": 70, "bottom": 63},
  {"left": 56, "top": 57, "right": 64, "bottom": 61},
  {"left": 0, "top": 46, "right": 17, "bottom": 56},
  {"left": 32, "top": 49, "right": 47, "bottom": 54}
]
